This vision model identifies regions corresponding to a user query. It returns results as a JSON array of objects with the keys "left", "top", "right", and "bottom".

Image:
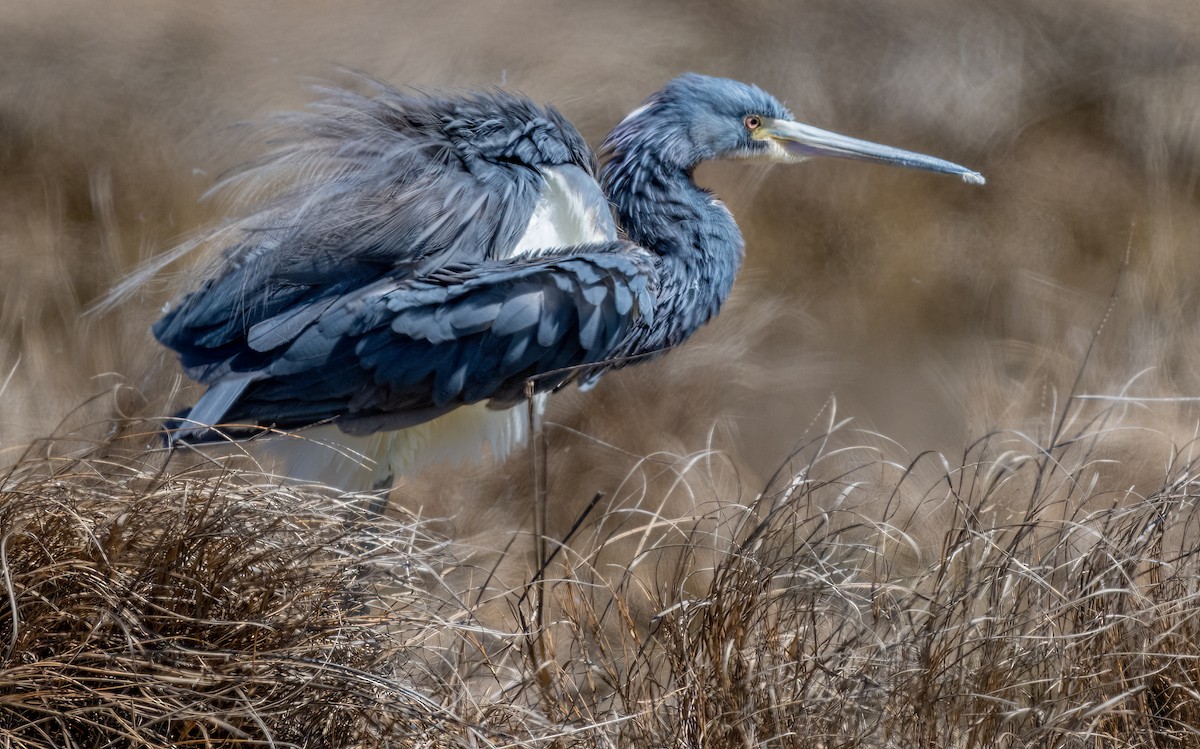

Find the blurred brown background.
[{"left": 3, "top": 0, "right": 1200, "bottom": 526}]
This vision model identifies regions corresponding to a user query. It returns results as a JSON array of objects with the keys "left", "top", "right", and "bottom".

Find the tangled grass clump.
[{"left": 0, "top": 445, "right": 470, "bottom": 748}]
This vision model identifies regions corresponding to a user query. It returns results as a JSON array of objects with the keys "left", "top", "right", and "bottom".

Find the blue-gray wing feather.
[{"left": 191, "top": 243, "right": 658, "bottom": 433}]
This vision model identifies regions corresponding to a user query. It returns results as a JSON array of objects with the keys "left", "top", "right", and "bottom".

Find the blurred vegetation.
[{"left": 5, "top": 0, "right": 1200, "bottom": 455}]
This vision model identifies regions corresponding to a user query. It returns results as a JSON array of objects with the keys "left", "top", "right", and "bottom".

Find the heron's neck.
[{"left": 602, "top": 148, "right": 744, "bottom": 350}]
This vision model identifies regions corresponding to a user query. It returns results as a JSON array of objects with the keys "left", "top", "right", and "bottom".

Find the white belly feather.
[
  {"left": 269, "top": 164, "right": 616, "bottom": 492},
  {"left": 263, "top": 398, "right": 544, "bottom": 491}
]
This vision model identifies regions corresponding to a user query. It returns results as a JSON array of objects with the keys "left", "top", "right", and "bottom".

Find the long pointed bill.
[{"left": 761, "top": 118, "right": 985, "bottom": 186}]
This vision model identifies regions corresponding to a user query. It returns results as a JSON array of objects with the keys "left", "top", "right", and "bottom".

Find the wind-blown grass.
[{"left": 3, "top": 401, "right": 1199, "bottom": 747}]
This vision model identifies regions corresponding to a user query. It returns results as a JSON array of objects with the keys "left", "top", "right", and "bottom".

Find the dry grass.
[
  {"left": 498, "top": 405, "right": 1200, "bottom": 747},
  {"left": 3, "top": 396, "right": 1200, "bottom": 747},
  {"left": 0, "top": 439, "right": 473, "bottom": 747}
]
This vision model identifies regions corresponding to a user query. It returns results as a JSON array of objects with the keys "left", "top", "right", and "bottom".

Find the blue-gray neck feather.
[{"left": 601, "top": 108, "right": 744, "bottom": 353}]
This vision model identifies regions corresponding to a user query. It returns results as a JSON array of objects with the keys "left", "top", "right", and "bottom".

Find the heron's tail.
[{"left": 162, "top": 373, "right": 262, "bottom": 445}]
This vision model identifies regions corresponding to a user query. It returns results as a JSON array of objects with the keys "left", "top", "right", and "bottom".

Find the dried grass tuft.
[{"left": 0, "top": 444, "right": 476, "bottom": 748}]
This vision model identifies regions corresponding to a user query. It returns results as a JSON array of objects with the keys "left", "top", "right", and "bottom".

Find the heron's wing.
[
  {"left": 156, "top": 82, "right": 605, "bottom": 371},
  {"left": 154, "top": 258, "right": 393, "bottom": 382},
  {"left": 155, "top": 163, "right": 618, "bottom": 379},
  {"left": 181, "top": 242, "right": 657, "bottom": 437}
]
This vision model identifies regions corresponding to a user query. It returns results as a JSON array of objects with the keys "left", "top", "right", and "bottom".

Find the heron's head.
[{"left": 604, "top": 73, "right": 983, "bottom": 185}]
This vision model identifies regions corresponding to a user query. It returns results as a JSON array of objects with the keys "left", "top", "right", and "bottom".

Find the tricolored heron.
[{"left": 154, "top": 73, "right": 983, "bottom": 490}]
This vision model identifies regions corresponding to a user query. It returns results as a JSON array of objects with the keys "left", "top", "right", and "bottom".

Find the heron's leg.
[
  {"left": 365, "top": 469, "right": 394, "bottom": 517},
  {"left": 339, "top": 469, "right": 394, "bottom": 616}
]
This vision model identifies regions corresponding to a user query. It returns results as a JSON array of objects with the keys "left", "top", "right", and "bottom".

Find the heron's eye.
[{"left": 744, "top": 115, "right": 762, "bottom": 131}]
